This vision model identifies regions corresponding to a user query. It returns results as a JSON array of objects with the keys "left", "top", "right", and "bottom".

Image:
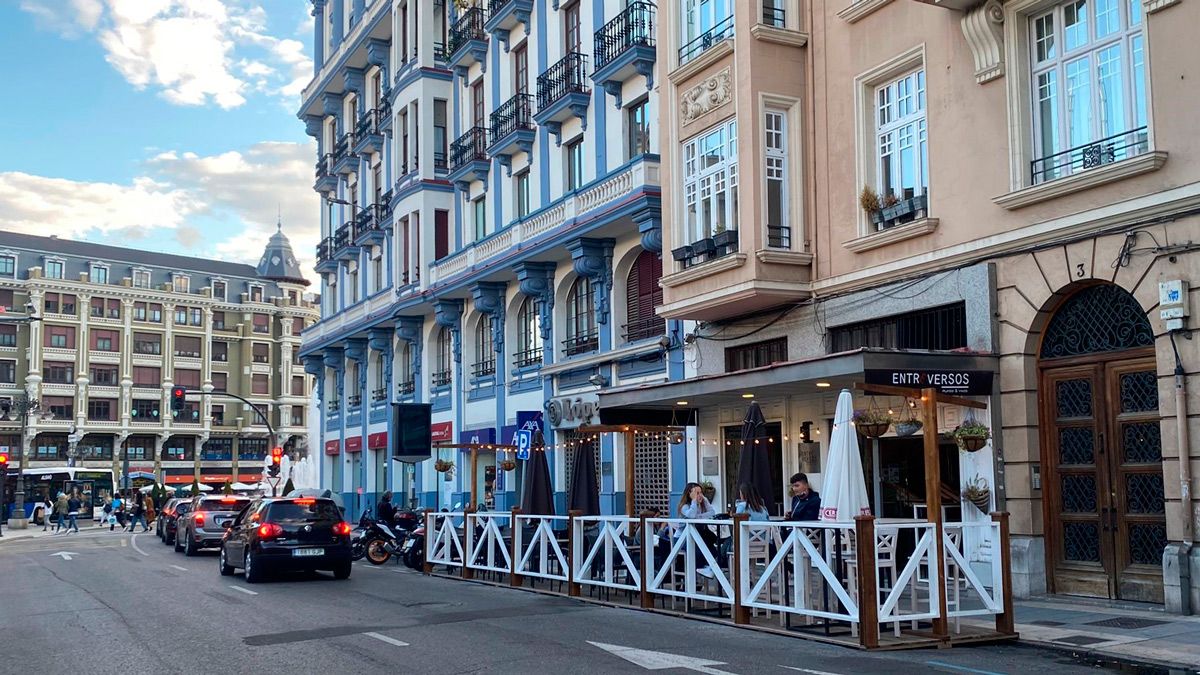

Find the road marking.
[
  {"left": 170, "top": 565, "right": 188, "bottom": 572},
  {"left": 130, "top": 533, "right": 149, "bottom": 557},
  {"left": 926, "top": 661, "right": 1005, "bottom": 675},
  {"left": 228, "top": 585, "right": 259, "bottom": 596},
  {"left": 588, "top": 642, "right": 737, "bottom": 674},
  {"left": 120, "top": 539, "right": 128, "bottom": 547},
  {"left": 364, "top": 632, "right": 409, "bottom": 647},
  {"left": 781, "top": 667, "right": 843, "bottom": 675},
  {"left": 49, "top": 551, "right": 78, "bottom": 561}
]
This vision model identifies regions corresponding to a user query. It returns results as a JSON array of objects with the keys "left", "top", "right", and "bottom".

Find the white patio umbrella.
[
  {"left": 819, "top": 389, "right": 872, "bottom": 521},
  {"left": 230, "top": 482, "right": 259, "bottom": 492}
]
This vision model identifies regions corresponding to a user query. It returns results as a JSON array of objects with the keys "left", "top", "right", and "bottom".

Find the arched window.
[
  {"left": 474, "top": 315, "right": 496, "bottom": 377},
  {"left": 516, "top": 297, "right": 543, "bottom": 367},
  {"left": 433, "top": 327, "right": 452, "bottom": 387},
  {"left": 1041, "top": 284, "right": 1153, "bottom": 359},
  {"left": 374, "top": 353, "right": 386, "bottom": 393},
  {"left": 624, "top": 249, "right": 664, "bottom": 342},
  {"left": 396, "top": 340, "right": 414, "bottom": 395},
  {"left": 565, "top": 276, "right": 597, "bottom": 356}
]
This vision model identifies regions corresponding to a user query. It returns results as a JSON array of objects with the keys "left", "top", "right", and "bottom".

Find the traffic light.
[
  {"left": 269, "top": 446, "right": 283, "bottom": 477},
  {"left": 171, "top": 386, "right": 187, "bottom": 412},
  {"left": 0, "top": 452, "right": 8, "bottom": 470}
]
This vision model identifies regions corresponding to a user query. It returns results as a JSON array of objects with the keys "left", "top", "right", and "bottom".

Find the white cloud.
[
  {"left": 0, "top": 173, "right": 199, "bottom": 238},
  {"left": 20, "top": 0, "right": 313, "bottom": 110}
]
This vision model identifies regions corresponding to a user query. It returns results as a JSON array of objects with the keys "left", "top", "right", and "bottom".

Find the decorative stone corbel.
[
  {"left": 472, "top": 282, "right": 508, "bottom": 354},
  {"left": 433, "top": 299, "right": 464, "bottom": 364},
  {"left": 515, "top": 262, "right": 556, "bottom": 343},
  {"left": 566, "top": 238, "right": 615, "bottom": 326},
  {"left": 633, "top": 211, "right": 663, "bottom": 254},
  {"left": 394, "top": 315, "right": 424, "bottom": 380},
  {"left": 961, "top": 0, "right": 1005, "bottom": 84},
  {"left": 304, "top": 114, "right": 324, "bottom": 138}
]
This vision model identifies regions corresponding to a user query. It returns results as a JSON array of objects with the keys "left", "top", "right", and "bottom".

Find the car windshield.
[
  {"left": 266, "top": 500, "right": 340, "bottom": 523},
  {"left": 198, "top": 498, "right": 249, "bottom": 512}
]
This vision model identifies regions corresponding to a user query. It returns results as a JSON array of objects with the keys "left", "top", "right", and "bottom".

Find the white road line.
[
  {"left": 170, "top": 565, "right": 188, "bottom": 572},
  {"left": 363, "top": 632, "right": 409, "bottom": 647},
  {"left": 120, "top": 539, "right": 128, "bottom": 547},
  {"left": 130, "top": 533, "right": 149, "bottom": 557},
  {"left": 780, "top": 666, "right": 843, "bottom": 675},
  {"left": 228, "top": 585, "right": 258, "bottom": 596}
]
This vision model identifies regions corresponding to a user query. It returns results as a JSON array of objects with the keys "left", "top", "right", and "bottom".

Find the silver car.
[{"left": 175, "top": 495, "right": 252, "bottom": 556}]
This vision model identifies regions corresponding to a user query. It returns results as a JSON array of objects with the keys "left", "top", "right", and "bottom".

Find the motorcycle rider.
[{"left": 376, "top": 491, "right": 396, "bottom": 524}]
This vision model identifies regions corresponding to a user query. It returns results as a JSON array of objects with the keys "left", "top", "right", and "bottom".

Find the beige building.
[
  {"left": 0, "top": 230, "right": 318, "bottom": 496},
  {"left": 597, "top": 0, "right": 1200, "bottom": 612}
]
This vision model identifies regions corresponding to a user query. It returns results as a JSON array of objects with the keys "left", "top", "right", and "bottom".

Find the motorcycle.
[
  {"left": 350, "top": 514, "right": 373, "bottom": 561},
  {"left": 400, "top": 525, "right": 425, "bottom": 569},
  {"left": 365, "top": 520, "right": 406, "bottom": 565}
]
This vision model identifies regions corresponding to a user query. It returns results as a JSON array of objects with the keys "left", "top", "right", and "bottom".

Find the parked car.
[
  {"left": 175, "top": 495, "right": 251, "bottom": 556},
  {"left": 219, "top": 496, "right": 352, "bottom": 582},
  {"left": 160, "top": 498, "right": 195, "bottom": 546}
]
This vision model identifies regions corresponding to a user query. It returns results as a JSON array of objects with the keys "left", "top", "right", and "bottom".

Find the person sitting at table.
[
  {"left": 787, "top": 473, "right": 822, "bottom": 521},
  {"left": 678, "top": 482, "right": 721, "bottom": 578},
  {"left": 734, "top": 483, "right": 770, "bottom": 522}
]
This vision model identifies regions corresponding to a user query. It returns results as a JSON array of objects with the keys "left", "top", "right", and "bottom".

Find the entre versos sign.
[
  {"left": 546, "top": 393, "right": 601, "bottom": 429},
  {"left": 864, "top": 369, "right": 994, "bottom": 396}
]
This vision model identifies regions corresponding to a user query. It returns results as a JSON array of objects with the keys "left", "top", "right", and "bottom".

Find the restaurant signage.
[
  {"left": 431, "top": 421, "right": 454, "bottom": 443},
  {"left": 345, "top": 436, "right": 363, "bottom": 453},
  {"left": 324, "top": 439, "right": 341, "bottom": 456},
  {"left": 864, "top": 369, "right": 993, "bottom": 397},
  {"left": 368, "top": 432, "right": 388, "bottom": 450},
  {"left": 546, "top": 393, "right": 600, "bottom": 430}
]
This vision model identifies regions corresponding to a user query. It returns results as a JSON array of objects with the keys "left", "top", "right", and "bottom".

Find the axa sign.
[{"left": 546, "top": 393, "right": 601, "bottom": 430}]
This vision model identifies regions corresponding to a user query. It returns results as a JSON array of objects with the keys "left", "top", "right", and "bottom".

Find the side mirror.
[{"left": 223, "top": 521, "right": 234, "bottom": 529}]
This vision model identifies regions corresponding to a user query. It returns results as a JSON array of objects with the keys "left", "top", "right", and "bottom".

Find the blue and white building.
[{"left": 298, "top": 0, "right": 686, "bottom": 519}]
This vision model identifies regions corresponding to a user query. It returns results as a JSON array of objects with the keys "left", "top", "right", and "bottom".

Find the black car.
[
  {"left": 219, "top": 497, "right": 352, "bottom": 582},
  {"left": 159, "top": 498, "right": 194, "bottom": 546}
]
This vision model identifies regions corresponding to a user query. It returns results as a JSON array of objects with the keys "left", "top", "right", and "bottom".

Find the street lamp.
[{"left": 1, "top": 396, "right": 52, "bottom": 527}]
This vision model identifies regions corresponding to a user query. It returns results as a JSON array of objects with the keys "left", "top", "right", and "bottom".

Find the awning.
[
  {"left": 599, "top": 348, "right": 998, "bottom": 410},
  {"left": 164, "top": 475, "right": 197, "bottom": 485}
]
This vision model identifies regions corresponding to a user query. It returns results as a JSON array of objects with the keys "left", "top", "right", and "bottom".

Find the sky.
[{"left": 0, "top": 0, "right": 321, "bottom": 281}]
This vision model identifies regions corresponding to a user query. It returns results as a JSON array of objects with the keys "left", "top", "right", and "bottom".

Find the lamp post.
[{"left": 1, "top": 396, "right": 50, "bottom": 528}]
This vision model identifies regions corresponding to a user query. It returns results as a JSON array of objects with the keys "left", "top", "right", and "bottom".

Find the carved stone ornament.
[
  {"left": 961, "top": 0, "right": 1005, "bottom": 84},
  {"left": 679, "top": 68, "right": 732, "bottom": 126}
]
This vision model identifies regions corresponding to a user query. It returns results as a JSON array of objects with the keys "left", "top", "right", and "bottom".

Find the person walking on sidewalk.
[
  {"left": 41, "top": 495, "right": 54, "bottom": 532},
  {"left": 109, "top": 494, "right": 123, "bottom": 532},
  {"left": 53, "top": 492, "right": 69, "bottom": 533},
  {"left": 127, "top": 494, "right": 148, "bottom": 532},
  {"left": 65, "top": 494, "right": 81, "bottom": 533}
]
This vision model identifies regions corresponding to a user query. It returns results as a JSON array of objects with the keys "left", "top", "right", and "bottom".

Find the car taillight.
[
  {"left": 332, "top": 522, "right": 351, "bottom": 536},
  {"left": 258, "top": 523, "right": 283, "bottom": 539},
  {"left": 193, "top": 513, "right": 205, "bottom": 525}
]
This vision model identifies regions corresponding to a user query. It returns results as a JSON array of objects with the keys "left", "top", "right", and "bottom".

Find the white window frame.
[
  {"left": 43, "top": 257, "right": 65, "bottom": 280},
  {"left": 681, "top": 117, "right": 739, "bottom": 246},
  {"left": 515, "top": 170, "right": 531, "bottom": 219},
  {"left": 132, "top": 268, "right": 152, "bottom": 289},
  {"left": 89, "top": 262, "right": 110, "bottom": 285},
  {"left": 171, "top": 273, "right": 190, "bottom": 294},
  {"left": 565, "top": 138, "right": 584, "bottom": 192},
  {"left": 211, "top": 278, "right": 227, "bottom": 302},
  {"left": 473, "top": 196, "right": 487, "bottom": 242},
  {"left": 874, "top": 67, "right": 928, "bottom": 203},
  {"left": 763, "top": 107, "right": 790, "bottom": 249},
  {"left": 680, "top": 0, "right": 735, "bottom": 65},
  {"left": 249, "top": 283, "right": 265, "bottom": 303},
  {"left": 0, "top": 251, "right": 15, "bottom": 278}
]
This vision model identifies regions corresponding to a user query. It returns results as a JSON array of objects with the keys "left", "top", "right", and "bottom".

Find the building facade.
[
  {"left": 298, "top": 0, "right": 681, "bottom": 519},
  {"left": 0, "top": 229, "right": 318, "bottom": 491},
  {"left": 593, "top": 0, "right": 1200, "bottom": 613}
]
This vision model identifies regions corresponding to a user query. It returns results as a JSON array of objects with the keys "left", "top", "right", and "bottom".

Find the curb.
[{"left": 1015, "top": 635, "right": 1200, "bottom": 673}]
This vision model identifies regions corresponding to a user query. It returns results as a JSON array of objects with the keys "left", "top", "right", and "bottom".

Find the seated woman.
[
  {"left": 719, "top": 484, "right": 771, "bottom": 560},
  {"left": 677, "top": 482, "right": 721, "bottom": 579}
]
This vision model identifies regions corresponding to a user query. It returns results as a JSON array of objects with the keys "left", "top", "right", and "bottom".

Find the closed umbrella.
[
  {"left": 820, "top": 390, "right": 872, "bottom": 521},
  {"left": 567, "top": 441, "right": 600, "bottom": 516},
  {"left": 736, "top": 401, "right": 775, "bottom": 512},
  {"left": 521, "top": 442, "right": 556, "bottom": 516}
]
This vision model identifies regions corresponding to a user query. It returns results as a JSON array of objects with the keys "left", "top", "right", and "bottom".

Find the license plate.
[
  {"left": 401, "top": 540, "right": 414, "bottom": 553},
  {"left": 293, "top": 548, "right": 324, "bottom": 557}
]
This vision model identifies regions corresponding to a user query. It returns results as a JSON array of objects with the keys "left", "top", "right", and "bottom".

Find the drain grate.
[
  {"left": 1055, "top": 635, "right": 1111, "bottom": 646},
  {"left": 1030, "top": 620, "right": 1066, "bottom": 627},
  {"left": 1085, "top": 617, "right": 1168, "bottom": 630}
]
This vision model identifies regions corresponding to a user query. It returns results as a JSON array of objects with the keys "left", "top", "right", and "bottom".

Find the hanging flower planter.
[
  {"left": 895, "top": 419, "right": 923, "bottom": 437},
  {"left": 434, "top": 459, "right": 454, "bottom": 473},
  {"left": 499, "top": 459, "right": 517, "bottom": 472},
  {"left": 853, "top": 406, "right": 893, "bottom": 439},
  {"left": 954, "top": 420, "right": 991, "bottom": 452},
  {"left": 700, "top": 481, "right": 716, "bottom": 502},
  {"left": 963, "top": 475, "right": 991, "bottom": 512}
]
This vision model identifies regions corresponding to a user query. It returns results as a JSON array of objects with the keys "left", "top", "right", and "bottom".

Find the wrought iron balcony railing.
[
  {"left": 431, "top": 370, "right": 452, "bottom": 388},
  {"left": 562, "top": 330, "right": 599, "bottom": 357},
  {"left": 679, "top": 15, "right": 734, "bottom": 64},
  {"left": 595, "top": 1, "right": 656, "bottom": 72},
  {"left": 490, "top": 93, "right": 535, "bottom": 142},
  {"left": 762, "top": 2, "right": 786, "bottom": 27},
  {"left": 450, "top": 126, "right": 489, "bottom": 172},
  {"left": 513, "top": 347, "right": 543, "bottom": 369},
  {"left": 537, "top": 52, "right": 589, "bottom": 112},
  {"left": 448, "top": 7, "right": 487, "bottom": 56},
  {"left": 471, "top": 360, "right": 496, "bottom": 378},
  {"left": 396, "top": 380, "right": 416, "bottom": 396},
  {"left": 1030, "top": 126, "right": 1149, "bottom": 185}
]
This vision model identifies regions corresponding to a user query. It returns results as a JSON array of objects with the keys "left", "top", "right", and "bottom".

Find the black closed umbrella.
[
  {"left": 736, "top": 401, "right": 774, "bottom": 511},
  {"left": 567, "top": 441, "right": 600, "bottom": 516},
  {"left": 521, "top": 435, "right": 556, "bottom": 516}
]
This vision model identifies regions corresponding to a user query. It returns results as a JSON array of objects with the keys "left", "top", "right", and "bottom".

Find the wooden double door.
[{"left": 1041, "top": 353, "right": 1167, "bottom": 603}]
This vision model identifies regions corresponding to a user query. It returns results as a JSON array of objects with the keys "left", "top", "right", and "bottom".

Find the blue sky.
[{"left": 0, "top": 1, "right": 321, "bottom": 279}]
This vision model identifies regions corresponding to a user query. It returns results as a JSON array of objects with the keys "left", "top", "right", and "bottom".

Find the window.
[
  {"left": 0, "top": 325, "right": 14, "bottom": 348},
  {"left": 132, "top": 398, "right": 160, "bottom": 421},
  {"left": 1029, "top": 0, "right": 1147, "bottom": 183},
  {"left": 292, "top": 375, "right": 305, "bottom": 396},
  {"left": 44, "top": 293, "right": 76, "bottom": 316},
  {"left": 829, "top": 302, "right": 966, "bottom": 352},
  {"left": 253, "top": 343, "right": 271, "bottom": 363},
  {"left": 174, "top": 306, "right": 187, "bottom": 325},
  {"left": 189, "top": 307, "right": 203, "bottom": 326},
  {"left": 90, "top": 365, "right": 118, "bottom": 386},
  {"left": 164, "top": 438, "right": 193, "bottom": 461},
  {"left": 0, "top": 255, "right": 13, "bottom": 277},
  {"left": 566, "top": 139, "right": 584, "bottom": 191},
  {"left": 473, "top": 197, "right": 487, "bottom": 241},
  {"left": 212, "top": 341, "right": 228, "bottom": 362},
  {"left": 87, "top": 399, "right": 115, "bottom": 421},
  {"left": 45, "top": 326, "right": 75, "bottom": 349},
  {"left": 92, "top": 329, "right": 118, "bottom": 352},
  {"left": 90, "top": 297, "right": 105, "bottom": 318},
  {"left": 564, "top": 1, "right": 581, "bottom": 52},
  {"left": 240, "top": 438, "right": 268, "bottom": 460},
  {"left": 291, "top": 406, "right": 306, "bottom": 426},
  {"left": 252, "top": 373, "right": 270, "bottom": 395},
  {"left": 472, "top": 80, "right": 485, "bottom": 129},
  {"left": 763, "top": 0, "right": 786, "bottom": 26},
  {"left": 474, "top": 315, "right": 496, "bottom": 377},
  {"left": 515, "top": 171, "right": 531, "bottom": 219},
  {"left": 172, "top": 273, "right": 190, "bottom": 293},
  {"left": 680, "top": 0, "right": 734, "bottom": 63},
  {"left": 683, "top": 119, "right": 739, "bottom": 245},
  {"left": 106, "top": 299, "right": 121, "bottom": 319},
  {"left": 211, "top": 405, "right": 225, "bottom": 426},
  {"left": 565, "top": 276, "right": 598, "bottom": 356},
  {"left": 132, "top": 366, "right": 161, "bottom": 387},
  {"left": 433, "top": 327, "right": 452, "bottom": 387},
  {"left": 79, "top": 437, "right": 113, "bottom": 460},
  {"left": 516, "top": 297, "right": 543, "bottom": 368},
  {"left": 212, "top": 372, "right": 228, "bottom": 392},
  {"left": 435, "top": 209, "right": 450, "bottom": 260},
  {"left": 44, "top": 397, "right": 72, "bottom": 420},
  {"left": 44, "top": 362, "right": 74, "bottom": 384},
  {"left": 133, "top": 333, "right": 162, "bottom": 355},
  {"left": 0, "top": 290, "right": 12, "bottom": 312},
  {"left": 133, "top": 302, "right": 147, "bottom": 321},
  {"left": 212, "top": 279, "right": 227, "bottom": 301},
  {"left": 725, "top": 337, "right": 788, "bottom": 372},
  {"left": 174, "top": 369, "right": 201, "bottom": 388},
  {"left": 124, "top": 438, "right": 150, "bottom": 461},
  {"left": 133, "top": 269, "right": 151, "bottom": 288},
  {"left": 212, "top": 311, "right": 226, "bottom": 330},
  {"left": 149, "top": 303, "right": 162, "bottom": 323},
  {"left": 250, "top": 284, "right": 264, "bottom": 302},
  {"left": 628, "top": 98, "right": 651, "bottom": 159},
  {"left": 292, "top": 317, "right": 306, "bottom": 335},
  {"left": 35, "top": 433, "right": 67, "bottom": 459},
  {"left": 372, "top": 254, "right": 383, "bottom": 291},
  {"left": 624, "top": 250, "right": 665, "bottom": 342},
  {"left": 875, "top": 69, "right": 928, "bottom": 218},
  {"left": 44, "top": 259, "right": 64, "bottom": 279},
  {"left": 176, "top": 401, "right": 201, "bottom": 423},
  {"left": 253, "top": 313, "right": 270, "bottom": 334},
  {"left": 764, "top": 110, "right": 790, "bottom": 248},
  {"left": 89, "top": 264, "right": 109, "bottom": 284},
  {"left": 174, "top": 336, "right": 201, "bottom": 358},
  {"left": 434, "top": 99, "right": 449, "bottom": 168}
]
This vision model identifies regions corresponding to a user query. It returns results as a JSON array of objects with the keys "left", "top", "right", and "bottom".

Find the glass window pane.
[
  {"left": 1037, "top": 71, "right": 1061, "bottom": 167},
  {"left": 1095, "top": 0, "right": 1119, "bottom": 36},
  {"left": 1131, "top": 35, "right": 1147, "bottom": 128},
  {"left": 1035, "top": 14, "right": 1056, "bottom": 62},
  {"left": 1096, "top": 44, "right": 1125, "bottom": 137},
  {"left": 1066, "top": 56, "right": 1093, "bottom": 148},
  {"left": 1064, "top": 0, "right": 1088, "bottom": 51}
]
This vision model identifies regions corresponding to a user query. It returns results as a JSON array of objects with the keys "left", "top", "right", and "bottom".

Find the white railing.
[
  {"left": 466, "top": 512, "right": 513, "bottom": 574},
  {"left": 875, "top": 523, "right": 939, "bottom": 626},
  {"left": 427, "top": 512, "right": 465, "bottom": 568},
  {"left": 739, "top": 521, "right": 859, "bottom": 623},
  {"left": 513, "top": 514, "right": 570, "bottom": 581},
  {"left": 572, "top": 516, "right": 642, "bottom": 593},
  {"left": 943, "top": 521, "right": 1003, "bottom": 619},
  {"left": 645, "top": 518, "right": 734, "bottom": 606}
]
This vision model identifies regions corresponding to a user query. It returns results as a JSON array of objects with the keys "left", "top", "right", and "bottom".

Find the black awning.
[{"left": 599, "top": 407, "right": 698, "bottom": 427}]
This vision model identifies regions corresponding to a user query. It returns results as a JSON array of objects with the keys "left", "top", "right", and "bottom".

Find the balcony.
[
  {"left": 447, "top": 7, "right": 488, "bottom": 77},
  {"left": 396, "top": 380, "right": 415, "bottom": 398},
  {"left": 484, "top": 0, "right": 532, "bottom": 47},
  {"left": 348, "top": 394, "right": 362, "bottom": 409},
  {"left": 316, "top": 237, "right": 338, "bottom": 273},
  {"left": 314, "top": 153, "right": 337, "bottom": 193},
  {"left": 431, "top": 370, "right": 452, "bottom": 388},
  {"left": 534, "top": 52, "right": 590, "bottom": 141},
  {"left": 488, "top": 93, "right": 536, "bottom": 169},
  {"left": 513, "top": 347, "right": 543, "bottom": 369},
  {"left": 353, "top": 108, "right": 388, "bottom": 155},
  {"left": 434, "top": 41, "right": 448, "bottom": 63},
  {"left": 1031, "top": 126, "right": 1149, "bottom": 186},
  {"left": 679, "top": 15, "right": 734, "bottom": 65},
  {"left": 448, "top": 126, "right": 490, "bottom": 187},
  {"left": 333, "top": 134, "right": 358, "bottom": 175},
  {"left": 371, "top": 387, "right": 388, "bottom": 403},
  {"left": 471, "top": 359, "right": 497, "bottom": 378},
  {"left": 353, "top": 204, "right": 389, "bottom": 246},
  {"left": 562, "top": 331, "right": 599, "bottom": 358},
  {"left": 326, "top": 399, "right": 341, "bottom": 414},
  {"left": 333, "top": 221, "right": 360, "bottom": 260},
  {"left": 593, "top": 1, "right": 656, "bottom": 105}
]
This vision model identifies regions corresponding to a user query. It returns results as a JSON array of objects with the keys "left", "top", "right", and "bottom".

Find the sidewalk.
[
  {"left": 966, "top": 595, "right": 1200, "bottom": 671},
  {"left": 0, "top": 522, "right": 107, "bottom": 543}
]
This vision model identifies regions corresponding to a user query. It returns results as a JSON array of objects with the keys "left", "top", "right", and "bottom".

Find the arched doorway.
[{"left": 1038, "top": 283, "right": 1165, "bottom": 603}]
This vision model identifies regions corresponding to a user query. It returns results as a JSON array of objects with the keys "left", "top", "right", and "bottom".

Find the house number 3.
[{"left": 1075, "top": 263, "right": 1085, "bottom": 278}]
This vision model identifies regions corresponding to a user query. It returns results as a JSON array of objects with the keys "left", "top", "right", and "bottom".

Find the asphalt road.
[{"left": 0, "top": 526, "right": 1162, "bottom": 675}]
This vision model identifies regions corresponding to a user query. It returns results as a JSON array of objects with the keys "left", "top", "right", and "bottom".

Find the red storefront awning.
[
  {"left": 368, "top": 432, "right": 387, "bottom": 450},
  {"left": 345, "top": 436, "right": 363, "bottom": 453},
  {"left": 325, "top": 439, "right": 340, "bottom": 456}
]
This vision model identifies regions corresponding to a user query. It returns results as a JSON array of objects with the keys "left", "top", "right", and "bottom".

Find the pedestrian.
[
  {"left": 786, "top": 473, "right": 821, "bottom": 521},
  {"left": 127, "top": 494, "right": 148, "bottom": 532},
  {"left": 65, "top": 493, "right": 81, "bottom": 533},
  {"left": 41, "top": 494, "right": 54, "bottom": 532},
  {"left": 53, "top": 492, "right": 68, "bottom": 533},
  {"left": 143, "top": 494, "right": 155, "bottom": 526},
  {"left": 377, "top": 490, "right": 395, "bottom": 524},
  {"left": 110, "top": 493, "right": 124, "bottom": 531}
]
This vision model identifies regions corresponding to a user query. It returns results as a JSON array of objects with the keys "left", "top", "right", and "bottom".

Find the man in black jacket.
[
  {"left": 376, "top": 491, "right": 396, "bottom": 524},
  {"left": 787, "top": 473, "right": 821, "bottom": 521}
]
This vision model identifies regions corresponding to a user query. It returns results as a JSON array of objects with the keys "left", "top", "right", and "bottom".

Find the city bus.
[{"left": 3, "top": 466, "right": 116, "bottom": 521}]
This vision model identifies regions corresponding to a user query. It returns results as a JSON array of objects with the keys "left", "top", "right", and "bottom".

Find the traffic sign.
[{"left": 516, "top": 429, "right": 532, "bottom": 460}]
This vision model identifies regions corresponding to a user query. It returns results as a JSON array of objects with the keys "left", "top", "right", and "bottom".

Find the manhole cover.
[
  {"left": 1085, "top": 617, "right": 1168, "bottom": 630},
  {"left": 1055, "top": 635, "right": 1111, "bottom": 646},
  {"left": 1030, "top": 620, "right": 1066, "bottom": 627}
]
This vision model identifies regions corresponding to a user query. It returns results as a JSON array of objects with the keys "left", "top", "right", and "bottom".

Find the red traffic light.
[
  {"left": 0, "top": 453, "right": 8, "bottom": 465},
  {"left": 270, "top": 447, "right": 283, "bottom": 464}
]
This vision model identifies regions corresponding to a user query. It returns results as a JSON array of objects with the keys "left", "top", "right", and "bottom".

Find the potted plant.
[
  {"left": 670, "top": 245, "right": 693, "bottom": 263},
  {"left": 911, "top": 191, "right": 928, "bottom": 217},
  {"left": 954, "top": 420, "right": 991, "bottom": 452},
  {"left": 880, "top": 192, "right": 901, "bottom": 221},
  {"left": 859, "top": 185, "right": 883, "bottom": 226},
  {"left": 894, "top": 418, "right": 923, "bottom": 438},
  {"left": 434, "top": 459, "right": 454, "bottom": 473},
  {"left": 499, "top": 459, "right": 517, "bottom": 472},
  {"left": 853, "top": 409, "right": 893, "bottom": 438},
  {"left": 962, "top": 475, "right": 991, "bottom": 512},
  {"left": 700, "top": 480, "right": 716, "bottom": 502},
  {"left": 691, "top": 237, "right": 716, "bottom": 257},
  {"left": 712, "top": 227, "right": 737, "bottom": 250}
]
